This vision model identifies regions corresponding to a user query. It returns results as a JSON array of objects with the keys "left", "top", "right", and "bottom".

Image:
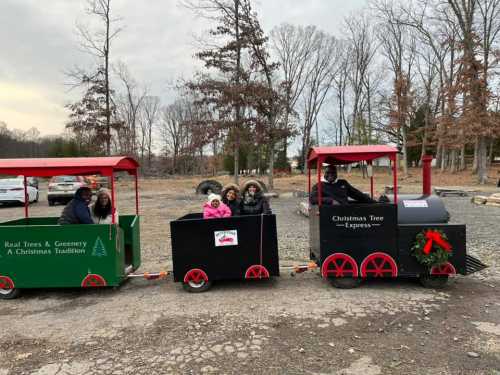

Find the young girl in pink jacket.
[{"left": 203, "top": 194, "right": 232, "bottom": 219}]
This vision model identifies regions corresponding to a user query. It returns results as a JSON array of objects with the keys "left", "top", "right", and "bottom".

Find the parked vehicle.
[
  {"left": 0, "top": 178, "right": 38, "bottom": 205},
  {"left": 17, "top": 176, "right": 39, "bottom": 189},
  {"left": 47, "top": 175, "right": 90, "bottom": 206}
]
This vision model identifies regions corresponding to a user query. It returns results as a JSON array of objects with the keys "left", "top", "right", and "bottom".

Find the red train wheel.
[
  {"left": 321, "top": 253, "right": 359, "bottom": 278},
  {"left": 431, "top": 262, "right": 456, "bottom": 276},
  {"left": 0, "top": 276, "right": 20, "bottom": 299},
  {"left": 245, "top": 265, "right": 270, "bottom": 279},
  {"left": 184, "top": 269, "right": 208, "bottom": 286},
  {"left": 183, "top": 269, "right": 211, "bottom": 293},
  {"left": 81, "top": 274, "right": 107, "bottom": 288},
  {"left": 361, "top": 252, "right": 398, "bottom": 278},
  {"left": 0, "top": 276, "right": 14, "bottom": 290}
]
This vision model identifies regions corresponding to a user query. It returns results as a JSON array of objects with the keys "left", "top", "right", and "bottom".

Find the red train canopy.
[
  {"left": 0, "top": 157, "right": 139, "bottom": 177},
  {"left": 308, "top": 145, "right": 398, "bottom": 167}
]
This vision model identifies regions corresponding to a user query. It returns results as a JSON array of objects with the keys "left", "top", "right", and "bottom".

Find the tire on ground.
[
  {"left": 0, "top": 288, "right": 21, "bottom": 300},
  {"left": 195, "top": 180, "right": 223, "bottom": 195}
]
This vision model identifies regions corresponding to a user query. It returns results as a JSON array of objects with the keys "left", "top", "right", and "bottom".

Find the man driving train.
[{"left": 309, "top": 165, "right": 376, "bottom": 205}]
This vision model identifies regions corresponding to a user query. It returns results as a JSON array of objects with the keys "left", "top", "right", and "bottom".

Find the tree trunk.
[
  {"left": 472, "top": 137, "right": 479, "bottom": 174},
  {"left": 233, "top": 139, "right": 239, "bottom": 184},
  {"left": 477, "top": 136, "right": 488, "bottom": 184},
  {"left": 487, "top": 137, "right": 494, "bottom": 167},
  {"left": 436, "top": 140, "right": 443, "bottom": 169},
  {"left": 105, "top": 8, "right": 111, "bottom": 156},
  {"left": 268, "top": 141, "right": 275, "bottom": 190},
  {"left": 449, "top": 149, "right": 457, "bottom": 173},
  {"left": 459, "top": 145, "right": 466, "bottom": 171},
  {"left": 401, "top": 125, "right": 408, "bottom": 176},
  {"left": 233, "top": 0, "right": 241, "bottom": 184},
  {"left": 441, "top": 148, "right": 448, "bottom": 172}
]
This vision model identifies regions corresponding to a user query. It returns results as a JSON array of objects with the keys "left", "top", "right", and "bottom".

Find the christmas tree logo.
[{"left": 92, "top": 237, "right": 107, "bottom": 257}]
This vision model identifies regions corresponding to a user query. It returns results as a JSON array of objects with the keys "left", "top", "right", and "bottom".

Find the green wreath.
[{"left": 411, "top": 229, "right": 453, "bottom": 269}]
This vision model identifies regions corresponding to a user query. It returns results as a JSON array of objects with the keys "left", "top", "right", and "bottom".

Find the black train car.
[
  {"left": 308, "top": 146, "right": 486, "bottom": 289},
  {"left": 170, "top": 213, "right": 279, "bottom": 292}
]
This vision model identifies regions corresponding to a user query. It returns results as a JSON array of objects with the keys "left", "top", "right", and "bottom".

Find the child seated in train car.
[{"left": 203, "top": 194, "right": 232, "bottom": 219}]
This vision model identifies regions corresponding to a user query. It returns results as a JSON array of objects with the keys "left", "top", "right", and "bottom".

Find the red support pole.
[
  {"left": 392, "top": 157, "right": 398, "bottom": 204},
  {"left": 422, "top": 155, "right": 433, "bottom": 196},
  {"left": 134, "top": 171, "right": 139, "bottom": 216},
  {"left": 369, "top": 161, "right": 374, "bottom": 198},
  {"left": 23, "top": 176, "right": 28, "bottom": 219},
  {"left": 317, "top": 158, "right": 322, "bottom": 208},
  {"left": 111, "top": 172, "right": 116, "bottom": 224}
]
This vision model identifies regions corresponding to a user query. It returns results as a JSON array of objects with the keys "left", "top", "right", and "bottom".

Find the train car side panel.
[
  {"left": 170, "top": 214, "right": 279, "bottom": 282},
  {"left": 319, "top": 204, "right": 398, "bottom": 270}
]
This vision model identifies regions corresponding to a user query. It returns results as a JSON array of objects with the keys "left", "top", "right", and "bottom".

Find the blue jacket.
[{"left": 58, "top": 188, "right": 93, "bottom": 224}]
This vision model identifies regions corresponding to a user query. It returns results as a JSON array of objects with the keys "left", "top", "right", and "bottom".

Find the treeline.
[
  {"left": 12, "top": 0, "right": 498, "bottom": 184},
  {"left": 164, "top": 0, "right": 500, "bottom": 184},
  {"left": 0, "top": 122, "right": 89, "bottom": 158}
]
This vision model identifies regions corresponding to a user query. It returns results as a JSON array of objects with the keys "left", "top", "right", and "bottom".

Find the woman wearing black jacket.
[
  {"left": 221, "top": 183, "right": 241, "bottom": 216},
  {"left": 240, "top": 180, "right": 271, "bottom": 215}
]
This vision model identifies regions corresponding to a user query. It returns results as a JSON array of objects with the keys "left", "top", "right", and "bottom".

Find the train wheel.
[
  {"left": 183, "top": 269, "right": 212, "bottom": 293},
  {"left": 245, "top": 265, "right": 270, "bottom": 279},
  {"left": 321, "top": 253, "right": 359, "bottom": 278},
  {"left": 360, "top": 252, "right": 398, "bottom": 278},
  {"left": 431, "top": 262, "right": 456, "bottom": 276},
  {"left": 81, "top": 274, "right": 107, "bottom": 288},
  {"left": 0, "top": 276, "right": 20, "bottom": 300},
  {"left": 419, "top": 274, "right": 449, "bottom": 289}
]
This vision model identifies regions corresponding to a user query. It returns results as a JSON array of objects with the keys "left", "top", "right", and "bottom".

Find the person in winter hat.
[
  {"left": 90, "top": 188, "right": 117, "bottom": 224},
  {"left": 203, "top": 193, "right": 232, "bottom": 219},
  {"left": 58, "top": 187, "right": 94, "bottom": 225},
  {"left": 240, "top": 180, "right": 271, "bottom": 215},
  {"left": 221, "top": 183, "right": 241, "bottom": 216}
]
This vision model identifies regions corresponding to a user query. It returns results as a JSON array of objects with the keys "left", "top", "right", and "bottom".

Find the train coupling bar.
[
  {"left": 281, "top": 262, "right": 318, "bottom": 275},
  {"left": 127, "top": 271, "right": 170, "bottom": 280}
]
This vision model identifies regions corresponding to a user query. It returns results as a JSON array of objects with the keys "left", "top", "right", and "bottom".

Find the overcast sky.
[{"left": 0, "top": 0, "right": 367, "bottom": 136}]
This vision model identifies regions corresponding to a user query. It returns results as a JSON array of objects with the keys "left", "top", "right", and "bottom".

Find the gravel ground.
[{"left": 0, "top": 183, "right": 499, "bottom": 374}]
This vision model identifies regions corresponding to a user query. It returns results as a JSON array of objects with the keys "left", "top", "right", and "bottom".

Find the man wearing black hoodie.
[
  {"left": 58, "top": 187, "right": 94, "bottom": 224},
  {"left": 310, "top": 165, "right": 375, "bottom": 206}
]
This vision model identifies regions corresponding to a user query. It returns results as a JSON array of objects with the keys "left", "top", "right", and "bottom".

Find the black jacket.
[
  {"left": 310, "top": 179, "right": 375, "bottom": 205},
  {"left": 58, "top": 189, "right": 93, "bottom": 225},
  {"left": 240, "top": 192, "right": 271, "bottom": 215},
  {"left": 223, "top": 198, "right": 241, "bottom": 216}
]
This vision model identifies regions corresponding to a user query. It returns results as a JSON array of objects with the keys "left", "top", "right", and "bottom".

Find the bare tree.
[
  {"left": 299, "top": 31, "right": 340, "bottom": 171},
  {"left": 373, "top": 1, "right": 418, "bottom": 175},
  {"left": 140, "top": 96, "right": 161, "bottom": 168},
  {"left": 344, "top": 14, "right": 378, "bottom": 148},
  {"left": 160, "top": 100, "right": 190, "bottom": 174},
  {"left": 270, "top": 24, "right": 317, "bottom": 160},
  {"left": 115, "top": 62, "right": 147, "bottom": 156},
  {"left": 70, "top": 0, "right": 122, "bottom": 155}
]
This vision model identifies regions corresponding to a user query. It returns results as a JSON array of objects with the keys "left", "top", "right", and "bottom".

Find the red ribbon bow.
[{"left": 423, "top": 230, "right": 452, "bottom": 255}]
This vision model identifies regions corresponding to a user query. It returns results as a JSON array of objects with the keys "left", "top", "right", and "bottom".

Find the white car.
[{"left": 0, "top": 178, "right": 39, "bottom": 205}]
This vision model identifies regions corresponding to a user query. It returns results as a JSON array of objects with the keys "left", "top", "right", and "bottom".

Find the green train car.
[{"left": 0, "top": 157, "right": 141, "bottom": 299}]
